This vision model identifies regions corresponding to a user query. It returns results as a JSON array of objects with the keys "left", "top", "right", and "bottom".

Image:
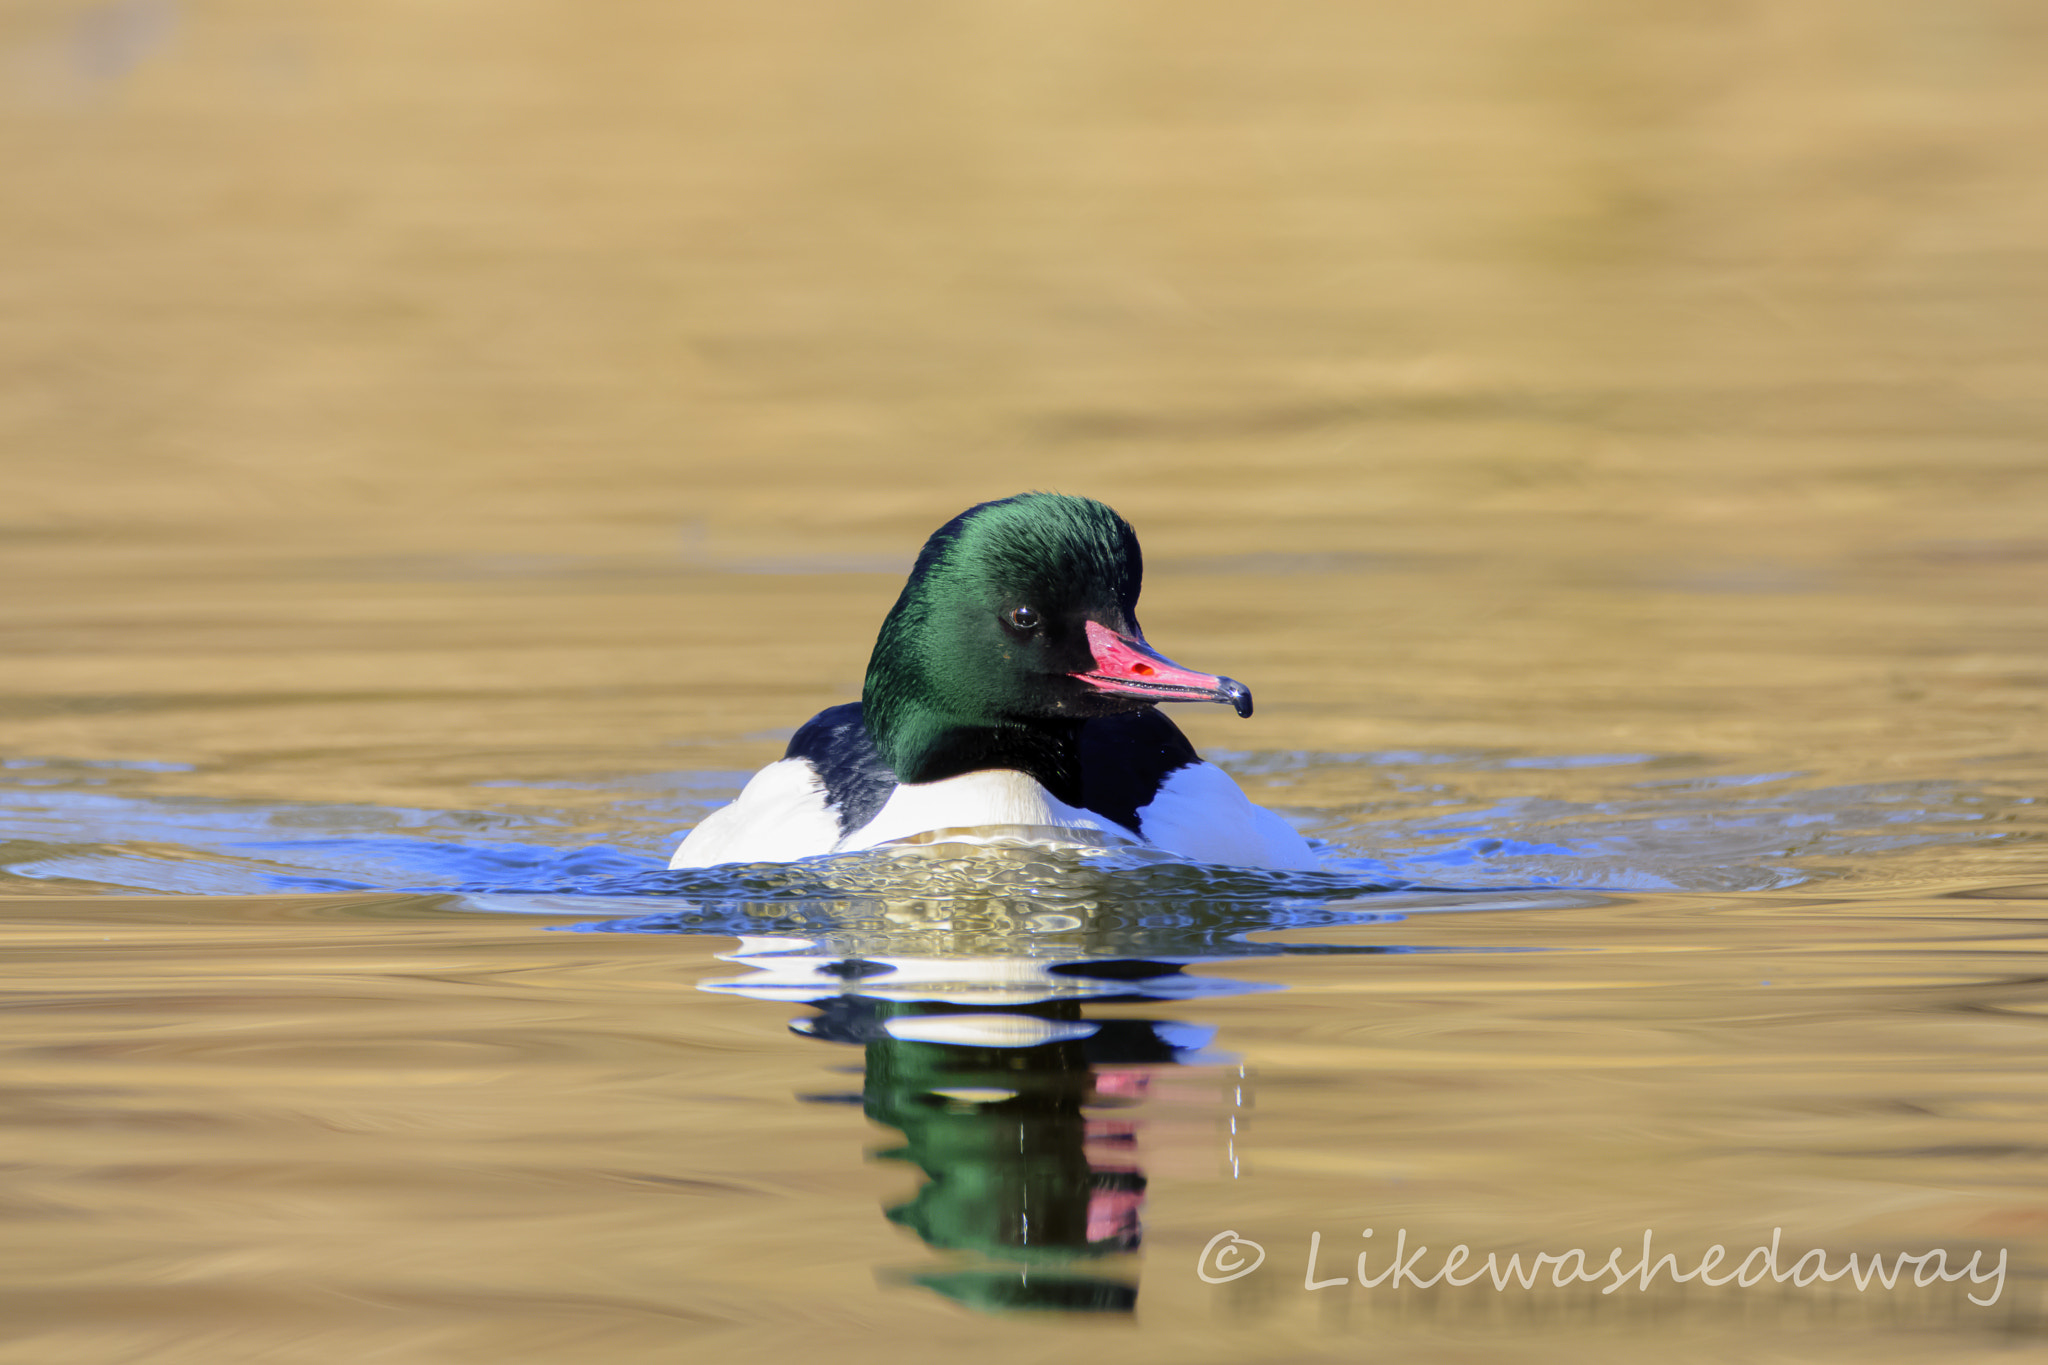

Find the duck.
[{"left": 670, "top": 493, "right": 1319, "bottom": 871}]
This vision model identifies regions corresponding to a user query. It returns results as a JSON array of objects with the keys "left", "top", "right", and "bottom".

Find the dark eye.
[{"left": 1007, "top": 605, "right": 1040, "bottom": 630}]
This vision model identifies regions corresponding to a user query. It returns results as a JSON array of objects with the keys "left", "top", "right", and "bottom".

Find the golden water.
[{"left": 3, "top": 2, "right": 2046, "bottom": 1360}]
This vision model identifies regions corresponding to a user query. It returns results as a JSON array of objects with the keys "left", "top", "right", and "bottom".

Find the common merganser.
[{"left": 670, "top": 493, "right": 1318, "bottom": 871}]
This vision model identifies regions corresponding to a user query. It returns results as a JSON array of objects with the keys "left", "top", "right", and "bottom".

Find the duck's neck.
[{"left": 871, "top": 711, "right": 1087, "bottom": 804}]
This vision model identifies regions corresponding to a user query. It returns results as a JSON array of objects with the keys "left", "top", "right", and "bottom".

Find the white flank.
[
  {"left": 1135, "top": 762, "right": 1322, "bottom": 871},
  {"left": 668, "top": 759, "right": 841, "bottom": 868}
]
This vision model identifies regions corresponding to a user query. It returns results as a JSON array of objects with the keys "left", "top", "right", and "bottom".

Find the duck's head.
[{"left": 863, "top": 493, "right": 1252, "bottom": 781}]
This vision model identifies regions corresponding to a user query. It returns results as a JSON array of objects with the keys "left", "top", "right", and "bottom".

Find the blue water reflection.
[{"left": 0, "top": 750, "right": 2020, "bottom": 900}]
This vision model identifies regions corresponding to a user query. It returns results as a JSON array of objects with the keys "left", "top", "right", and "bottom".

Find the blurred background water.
[{"left": 3, "top": 2, "right": 2046, "bottom": 1361}]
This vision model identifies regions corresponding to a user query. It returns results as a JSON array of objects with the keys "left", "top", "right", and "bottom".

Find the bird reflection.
[
  {"left": 815, "top": 999, "right": 1161, "bottom": 1312},
  {"left": 574, "top": 833, "right": 1411, "bottom": 1314},
  {"left": 711, "top": 943, "right": 1262, "bottom": 1314}
]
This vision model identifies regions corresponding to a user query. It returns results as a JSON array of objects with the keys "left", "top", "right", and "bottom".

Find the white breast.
[
  {"left": 670, "top": 757, "right": 1319, "bottom": 873},
  {"left": 836, "top": 770, "right": 1133, "bottom": 852}
]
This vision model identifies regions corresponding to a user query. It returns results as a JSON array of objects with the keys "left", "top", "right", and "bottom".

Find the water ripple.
[{"left": 0, "top": 752, "right": 2031, "bottom": 908}]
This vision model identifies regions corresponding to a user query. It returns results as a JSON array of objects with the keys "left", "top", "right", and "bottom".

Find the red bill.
[{"left": 1072, "top": 620, "right": 1253, "bottom": 717}]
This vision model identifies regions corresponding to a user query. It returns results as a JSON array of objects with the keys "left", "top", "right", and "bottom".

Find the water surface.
[{"left": 4, "top": 2, "right": 2047, "bottom": 1361}]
